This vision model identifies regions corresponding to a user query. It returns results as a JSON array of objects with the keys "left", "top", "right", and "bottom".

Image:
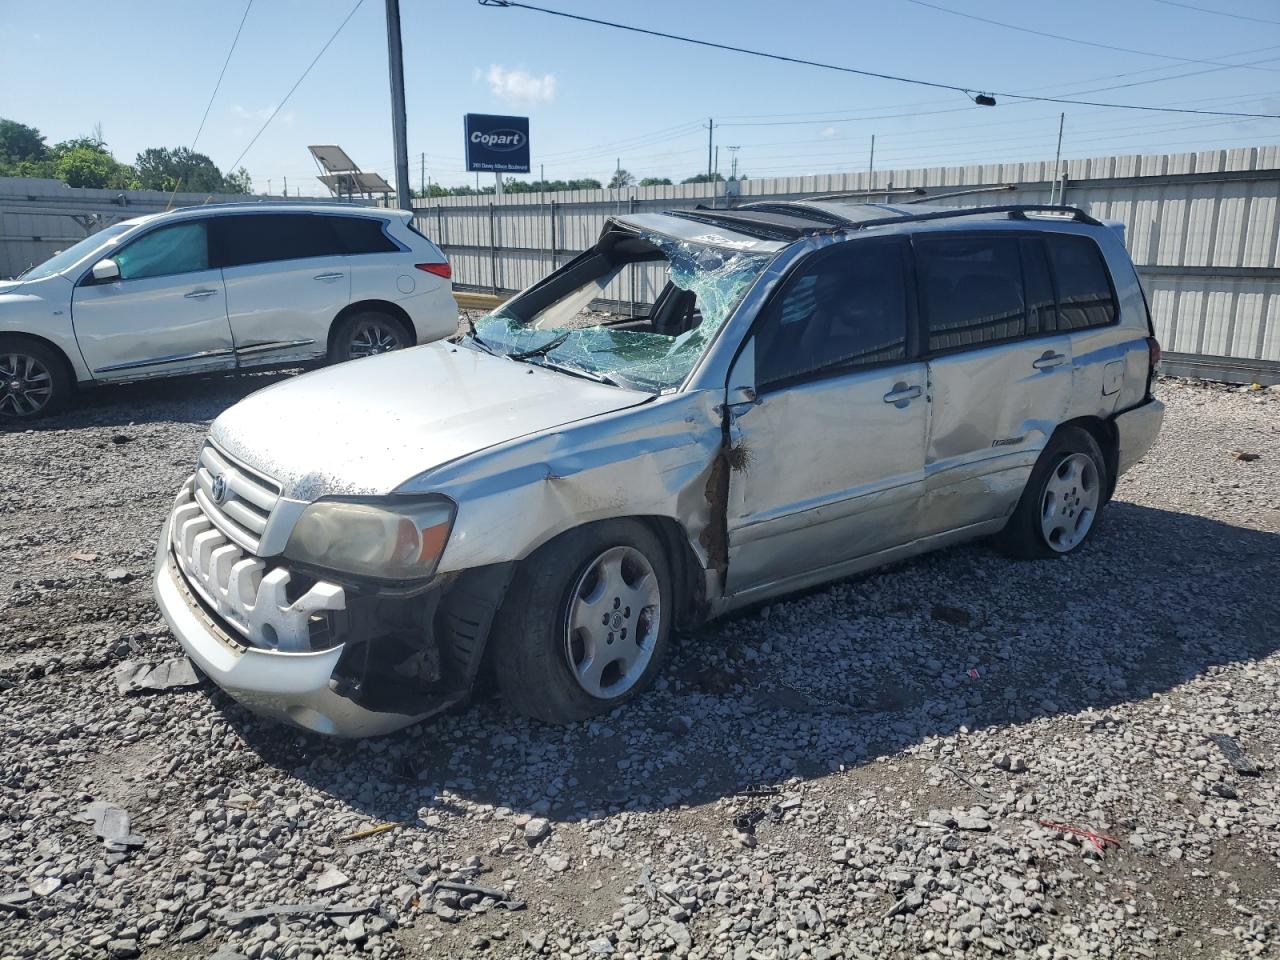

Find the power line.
[
  {"left": 1150, "top": 0, "right": 1280, "bottom": 25},
  {"left": 478, "top": 0, "right": 1280, "bottom": 118},
  {"left": 903, "top": 0, "right": 1280, "bottom": 72},
  {"left": 226, "top": 0, "right": 365, "bottom": 173},
  {"left": 192, "top": 0, "right": 254, "bottom": 149}
]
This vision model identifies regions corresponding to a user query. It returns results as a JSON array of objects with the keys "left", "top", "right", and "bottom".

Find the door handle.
[
  {"left": 184, "top": 288, "right": 218, "bottom": 299},
  {"left": 882, "top": 383, "right": 922, "bottom": 405},
  {"left": 313, "top": 272, "right": 344, "bottom": 281},
  {"left": 1033, "top": 351, "right": 1067, "bottom": 370}
]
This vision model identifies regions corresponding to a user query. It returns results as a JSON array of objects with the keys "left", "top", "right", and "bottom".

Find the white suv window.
[{"left": 114, "top": 222, "right": 209, "bottom": 281}]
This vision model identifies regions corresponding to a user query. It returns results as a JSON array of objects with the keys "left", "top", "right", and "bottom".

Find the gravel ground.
[{"left": 1, "top": 374, "right": 1277, "bottom": 960}]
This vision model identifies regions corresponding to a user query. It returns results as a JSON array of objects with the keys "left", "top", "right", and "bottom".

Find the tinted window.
[
  {"left": 1047, "top": 234, "right": 1117, "bottom": 330},
  {"left": 214, "top": 214, "right": 344, "bottom": 267},
  {"left": 328, "top": 216, "right": 398, "bottom": 254},
  {"left": 1020, "top": 237, "right": 1056, "bottom": 336},
  {"left": 917, "top": 235, "right": 1025, "bottom": 352},
  {"left": 755, "top": 240, "right": 909, "bottom": 389},
  {"left": 114, "top": 222, "right": 208, "bottom": 280}
]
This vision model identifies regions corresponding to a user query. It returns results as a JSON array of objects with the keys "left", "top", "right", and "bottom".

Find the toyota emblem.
[{"left": 210, "top": 474, "right": 229, "bottom": 504}]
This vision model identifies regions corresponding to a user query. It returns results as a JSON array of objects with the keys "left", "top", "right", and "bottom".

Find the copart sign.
[{"left": 464, "top": 113, "right": 531, "bottom": 173}]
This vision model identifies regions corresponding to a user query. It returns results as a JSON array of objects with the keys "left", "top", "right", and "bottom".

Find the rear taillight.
[
  {"left": 1146, "top": 336, "right": 1161, "bottom": 370},
  {"left": 415, "top": 262, "right": 451, "bottom": 279}
]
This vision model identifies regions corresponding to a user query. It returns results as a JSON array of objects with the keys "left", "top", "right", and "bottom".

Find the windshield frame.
[
  {"left": 466, "top": 225, "right": 779, "bottom": 395},
  {"left": 16, "top": 222, "right": 137, "bottom": 281}
]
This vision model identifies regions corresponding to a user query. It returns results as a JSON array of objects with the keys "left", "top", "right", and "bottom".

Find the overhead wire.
[
  {"left": 192, "top": 0, "right": 254, "bottom": 150},
  {"left": 225, "top": 0, "right": 366, "bottom": 173},
  {"left": 477, "top": 0, "right": 1280, "bottom": 118},
  {"left": 1150, "top": 0, "right": 1280, "bottom": 25}
]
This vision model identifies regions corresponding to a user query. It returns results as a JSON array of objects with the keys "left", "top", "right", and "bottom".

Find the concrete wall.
[{"left": 413, "top": 145, "right": 1280, "bottom": 382}]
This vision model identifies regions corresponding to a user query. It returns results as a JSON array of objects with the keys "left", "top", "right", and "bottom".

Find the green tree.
[
  {"left": 681, "top": 172, "right": 725, "bottom": 184},
  {"left": 53, "top": 146, "right": 119, "bottom": 188},
  {"left": 639, "top": 177, "right": 673, "bottom": 186},
  {"left": 0, "top": 118, "right": 48, "bottom": 166},
  {"left": 223, "top": 166, "right": 253, "bottom": 194},
  {"left": 608, "top": 168, "right": 636, "bottom": 189},
  {"left": 135, "top": 147, "right": 226, "bottom": 193}
]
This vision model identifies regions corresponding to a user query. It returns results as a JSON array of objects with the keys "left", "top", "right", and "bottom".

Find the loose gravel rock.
[{"left": 1, "top": 374, "right": 1278, "bottom": 959}]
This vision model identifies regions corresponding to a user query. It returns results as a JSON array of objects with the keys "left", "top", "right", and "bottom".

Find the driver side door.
[{"left": 71, "top": 220, "right": 234, "bottom": 381}]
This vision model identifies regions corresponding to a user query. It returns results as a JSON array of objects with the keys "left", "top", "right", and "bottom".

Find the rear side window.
[
  {"left": 1020, "top": 237, "right": 1056, "bottom": 336},
  {"left": 327, "top": 216, "right": 399, "bottom": 254},
  {"left": 1046, "top": 234, "right": 1117, "bottom": 330},
  {"left": 214, "top": 214, "right": 344, "bottom": 267},
  {"left": 916, "top": 235, "right": 1025, "bottom": 352},
  {"left": 754, "top": 239, "right": 909, "bottom": 390}
]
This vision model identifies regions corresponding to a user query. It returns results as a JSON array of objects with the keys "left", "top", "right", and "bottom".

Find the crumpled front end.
[{"left": 153, "top": 444, "right": 512, "bottom": 738}]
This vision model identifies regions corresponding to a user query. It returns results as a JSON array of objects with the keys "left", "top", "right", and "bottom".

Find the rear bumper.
[
  {"left": 1112, "top": 397, "right": 1165, "bottom": 477},
  {"left": 153, "top": 517, "right": 426, "bottom": 738}
]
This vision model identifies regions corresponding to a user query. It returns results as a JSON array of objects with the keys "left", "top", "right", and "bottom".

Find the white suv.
[{"left": 0, "top": 202, "right": 456, "bottom": 420}]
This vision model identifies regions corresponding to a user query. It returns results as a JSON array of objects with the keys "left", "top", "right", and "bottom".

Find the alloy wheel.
[
  {"left": 348, "top": 320, "right": 403, "bottom": 359},
  {"left": 564, "top": 545, "right": 662, "bottom": 699},
  {"left": 1040, "top": 452, "right": 1100, "bottom": 552},
  {"left": 0, "top": 352, "right": 53, "bottom": 418}
]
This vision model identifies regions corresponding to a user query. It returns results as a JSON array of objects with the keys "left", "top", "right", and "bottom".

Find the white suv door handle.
[
  {"left": 184, "top": 288, "right": 218, "bottom": 299},
  {"left": 883, "top": 383, "right": 923, "bottom": 404},
  {"left": 1033, "top": 351, "right": 1067, "bottom": 370},
  {"left": 313, "top": 272, "right": 344, "bottom": 282}
]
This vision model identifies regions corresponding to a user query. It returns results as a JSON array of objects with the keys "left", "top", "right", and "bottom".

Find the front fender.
[{"left": 0, "top": 278, "right": 90, "bottom": 382}]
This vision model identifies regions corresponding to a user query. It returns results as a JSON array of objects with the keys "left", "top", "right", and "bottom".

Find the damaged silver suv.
[{"left": 154, "top": 201, "right": 1165, "bottom": 737}]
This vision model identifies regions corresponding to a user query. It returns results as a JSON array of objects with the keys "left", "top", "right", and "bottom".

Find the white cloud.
[
  {"left": 820, "top": 126, "right": 837, "bottom": 139},
  {"left": 230, "top": 104, "right": 295, "bottom": 126},
  {"left": 483, "top": 64, "right": 556, "bottom": 105}
]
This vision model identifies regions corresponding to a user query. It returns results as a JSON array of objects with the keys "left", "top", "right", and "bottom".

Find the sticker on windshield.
[{"left": 689, "top": 233, "right": 760, "bottom": 251}]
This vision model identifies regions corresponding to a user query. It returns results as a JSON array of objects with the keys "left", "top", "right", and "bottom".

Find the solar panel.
[{"left": 309, "top": 145, "right": 359, "bottom": 173}]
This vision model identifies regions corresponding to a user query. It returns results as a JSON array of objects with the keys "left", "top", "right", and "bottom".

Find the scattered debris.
[
  {"left": 1209, "top": 734, "right": 1263, "bottom": 776},
  {"left": 75, "top": 801, "right": 146, "bottom": 849},
  {"left": 222, "top": 902, "right": 374, "bottom": 925},
  {"left": 1229, "top": 449, "right": 1260, "bottom": 462},
  {"left": 314, "top": 868, "right": 350, "bottom": 893},
  {"left": 930, "top": 604, "right": 973, "bottom": 626},
  {"left": 114, "top": 657, "right": 201, "bottom": 695},
  {"left": 69, "top": 552, "right": 98, "bottom": 562},
  {"left": 104, "top": 567, "right": 133, "bottom": 582},
  {"left": 994, "top": 753, "right": 1028, "bottom": 774},
  {"left": 1039, "top": 819, "right": 1121, "bottom": 853},
  {"left": 340, "top": 822, "right": 402, "bottom": 841},
  {"left": 941, "top": 764, "right": 994, "bottom": 800},
  {"left": 430, "top": 880, "right": 525, "bottom": 910}
]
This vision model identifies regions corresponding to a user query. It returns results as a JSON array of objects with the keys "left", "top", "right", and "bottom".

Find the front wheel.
[
  {"left": 490, "top": 520, "right": 673, "bottom": 724},
  {"left": 997, "top": 426, "right": 1107, "bottom": 559},
  {"left": 328, "top": 311, "right": 411, "bottom": 363},
  {"left": 0, "top": 339, "right": 72, "bottom": 422}
]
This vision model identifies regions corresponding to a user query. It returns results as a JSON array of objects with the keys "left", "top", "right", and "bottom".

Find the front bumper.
[
  {"left": 153, "top": 516, "right": 427, "bottom": 738},
  {"left": 1112, "top": 397, "right": 1166, "bottom": 477}
]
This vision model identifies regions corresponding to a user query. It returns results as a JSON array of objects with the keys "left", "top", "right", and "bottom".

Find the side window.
[
  {"left": 1020, "top": 237, "right": 1056, "bottom": 336},
  {"left": 113, "top": 222, "right": 209, "bottom": 281},
  {"left": 1047, "top": 234, "right": 1118, "bottom": 330},
  {"left": 328, "top": 216, "right": 398, "bottom": 254},
  {"left": 916, "top": 234, "right": 1025, "bottom": 352},
  {"left": 754, "top": 240, "right": 909, "bottom": 390},
  {"left": 214, "top": 214, "right": 344, "bottom": 268}
]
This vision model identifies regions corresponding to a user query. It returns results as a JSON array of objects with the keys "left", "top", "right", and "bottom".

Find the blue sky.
[{"left": 2, "top": 0, "right": 1278, "bottom": 194}]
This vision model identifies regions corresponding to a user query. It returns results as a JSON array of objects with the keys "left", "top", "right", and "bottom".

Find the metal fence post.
[
  {"left": 488, "top": 201, "right": 497, "bottom": 295},
  {"left": 629, "top": 195, "right": 637, "bottom": 317},
  {"left": 550, "top": 200, "right": 558, "bottom": 272}
]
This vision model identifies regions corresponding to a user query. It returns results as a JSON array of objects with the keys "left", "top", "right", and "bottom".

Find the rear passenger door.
[
  {"left": 214, "top": 214, "right": 352, "bottom": 366},
  {"left": 914, "top": 232, "right": 1073, "bottom": 537}
]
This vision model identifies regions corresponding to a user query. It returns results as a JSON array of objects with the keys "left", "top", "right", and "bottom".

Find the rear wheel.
[
  {"left": 328, "top": 311, "right": 412, "bottom": 363},
  {"left": 490, "top": 520, "right": 672, "bottom": 724},
  {"left": 997, "top": 426, "right": 1107, "bottom": 559},
  {"left": 0, "top": 338, "right": 71, "bottom": 422}
]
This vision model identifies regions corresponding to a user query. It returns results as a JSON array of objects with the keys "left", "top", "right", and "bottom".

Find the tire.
[
  {"left": 490, "top": 519, "right": 673, "bottom": 724},
  {"left": 997, "top": 425, "right": 1108, "bottom": 559},
  {"left": 327, "top": 311, "right": 413, "bottom": 363},
  {"left": 0, "top": 337, "right": 72, "bottom": 422}
]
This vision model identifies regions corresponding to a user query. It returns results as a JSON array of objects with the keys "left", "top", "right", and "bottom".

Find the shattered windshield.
[{"left": 471, "top": 231, "right": 772, "bottom": 392}]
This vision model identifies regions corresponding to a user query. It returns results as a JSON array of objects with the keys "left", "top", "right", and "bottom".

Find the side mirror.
[{"left": 91, "top": 258, "right": 120, "bottom": 282}]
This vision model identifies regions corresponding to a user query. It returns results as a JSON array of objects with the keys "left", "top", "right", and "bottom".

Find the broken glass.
[{"left": 472, "top": 232, "right": 772, "bottom": 392}]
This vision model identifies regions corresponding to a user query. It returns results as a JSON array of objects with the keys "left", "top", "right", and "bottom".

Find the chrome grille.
[{"left": 192, "top": 443, "right": 280, "bottom": 554}]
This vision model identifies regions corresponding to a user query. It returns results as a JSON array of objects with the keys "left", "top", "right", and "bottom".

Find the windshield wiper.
[
  {"left": 461, "top": 315, "right": 499, "bottom": 355},
  {"left": 507, "top": 330, "right": 571, "bottom": 361},
  {"left": 526, "top": 356, "right": 628, "bottom": 388}
]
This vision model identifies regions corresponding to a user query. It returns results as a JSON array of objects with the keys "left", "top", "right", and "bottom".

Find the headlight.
[{"left": 283, "top": 497, "right": 455, "bottom": 580}]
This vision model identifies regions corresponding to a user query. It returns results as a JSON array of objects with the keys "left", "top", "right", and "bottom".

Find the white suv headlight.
[{"left": 283, "top": 497, "right": 455, "bottom": 580}]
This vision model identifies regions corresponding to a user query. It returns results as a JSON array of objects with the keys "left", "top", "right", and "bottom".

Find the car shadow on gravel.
[
  {"left": 218, "top": 499, "right": 1280, "bottom": 826},
  {"left": 3, "top": 369, "right": 300, "bottom": 432}
]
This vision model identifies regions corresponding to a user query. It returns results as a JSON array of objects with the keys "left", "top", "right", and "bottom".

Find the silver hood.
[{"left": 210, "top": 342, "right": 652, "bottom": 501}]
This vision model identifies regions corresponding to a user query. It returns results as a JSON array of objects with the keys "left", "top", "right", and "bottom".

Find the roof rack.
[
  {"left": 701, "top": 201, "right": 1101, "bottom": 237},
  {"left": 850, "top": 204, "right": 1101, "bottom": 229}
]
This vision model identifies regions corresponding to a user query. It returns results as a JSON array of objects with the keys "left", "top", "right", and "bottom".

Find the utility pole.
[
  {"left": 869, "top": 134, "right": 875, "bottom": 185},
  {"left": 705, "top": 117, "right": 714, "bottom": 178},
  {"left": 283, "top": 175, "right": 288, "bottom": 197},
  {"left": 267, "top": 178, "right": 272, "bottom": 195},
  {"left": 384, "top": 0, "right": 412, "bottom": 211},
  {"left": 420, "top": 152, "right": 426, "bottom": 197},
  {"left": 728, "top": 145, "right": 740, "bottom": 181},
  {"left": 1051, "top": 113, "right": 1065, "bottom": 205}
]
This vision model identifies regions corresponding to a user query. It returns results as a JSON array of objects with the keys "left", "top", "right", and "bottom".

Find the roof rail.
[
  {"left": 664, "top": 207, "right": 836, "bottom": 242},
  {"left": 853, "top": 204, "right": 1100, "bottom": 229}
]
